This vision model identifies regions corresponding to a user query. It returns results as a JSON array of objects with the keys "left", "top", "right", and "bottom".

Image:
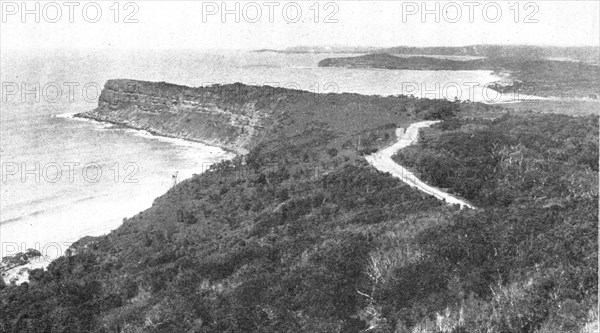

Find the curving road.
[{"left": 365, "top": 121, "right": 475, "bottom": 209}]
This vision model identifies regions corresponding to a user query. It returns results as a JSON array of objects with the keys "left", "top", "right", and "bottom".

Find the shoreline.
[
  {"left": 73, "top": 113, "right": 243, "bottom": 156},
  {"left": 2, "top": 113, "right": 236, "bottom": 285}
]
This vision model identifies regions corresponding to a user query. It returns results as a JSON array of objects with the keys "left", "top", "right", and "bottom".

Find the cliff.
[
  {"left": 76, "top": 80, "right": 295, "bottom": 154},
  {"left": 78, "top": 79, "right": 489, "bottom": 156}
]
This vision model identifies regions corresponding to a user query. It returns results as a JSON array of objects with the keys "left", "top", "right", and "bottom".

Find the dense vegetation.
[
  {"left": 394, "top": 114, "right": 598, "bottom": 206},
  {"left": 392, "top": 114, "right": 598, "bottom": 331},
  {"left": 1, "top": 87, "right": 597, "bottom": 332}
]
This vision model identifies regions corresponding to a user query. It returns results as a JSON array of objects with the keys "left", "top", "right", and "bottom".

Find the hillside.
[{"left": 1, "top": 81, "right": 597, "bottom": 332}]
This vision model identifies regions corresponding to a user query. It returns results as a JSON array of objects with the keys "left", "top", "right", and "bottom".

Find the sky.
[{"left": 1, "top": 0, "right": 599, "bottom": 50}]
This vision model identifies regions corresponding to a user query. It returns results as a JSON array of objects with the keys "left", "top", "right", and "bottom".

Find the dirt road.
[{"left": 365, "top": 121, "right": 475, "bottom": 209}]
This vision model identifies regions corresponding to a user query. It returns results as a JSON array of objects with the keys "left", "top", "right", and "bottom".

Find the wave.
[
  {"left": 59, "top": 113, "right": 116, "bottom": 129},
  {"left": 1, "top": 193, "right": 109, "bottom": 226},
  {"left": 52, "top": 112, "right": 77, "bottom": 119}
]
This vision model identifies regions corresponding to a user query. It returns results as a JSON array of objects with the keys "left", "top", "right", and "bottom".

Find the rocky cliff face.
[{"left": 77, "top": 80, "right": 291, "bottom": 154}]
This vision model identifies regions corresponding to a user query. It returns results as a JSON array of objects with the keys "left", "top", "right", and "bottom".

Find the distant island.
[
  {"left": 256, "top": 45, "right": 600, "bottom": 64},
  {"left": 318, "top": 54, "right": 490, "bottom": 70},
  {"left": 318, "top": 53, "right": 600, "bottom": 99}
]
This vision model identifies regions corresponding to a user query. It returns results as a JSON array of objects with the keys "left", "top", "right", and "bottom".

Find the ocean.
[{"left": 0, "top": 49, "right": 505, "bottom": 262}]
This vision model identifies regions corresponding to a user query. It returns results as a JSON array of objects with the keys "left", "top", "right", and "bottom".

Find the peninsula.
[{"left": 2, "top": 79, "right": 597, "bottom": 333}]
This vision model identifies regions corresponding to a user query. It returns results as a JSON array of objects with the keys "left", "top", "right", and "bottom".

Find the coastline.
[
  {"left": 2, "top": 113, "right": 236, "bottom": 285},
  {"left": 73, "top": 113, "right": 243, "bottom": 156}
]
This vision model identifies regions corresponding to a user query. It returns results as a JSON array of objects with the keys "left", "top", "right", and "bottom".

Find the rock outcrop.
[{"left": 76, "top": 80, "right": 292, "bottom": 154}]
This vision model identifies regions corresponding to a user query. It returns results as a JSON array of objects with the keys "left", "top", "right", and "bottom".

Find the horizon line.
[{"left": 2, "top": 43, "right": 600, "bottom": 52}]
